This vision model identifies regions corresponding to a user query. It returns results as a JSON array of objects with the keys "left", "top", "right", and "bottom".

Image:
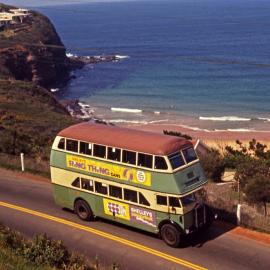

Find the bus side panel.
[{"left": 52, "top": 184, "right": 73, "bottom": 209}]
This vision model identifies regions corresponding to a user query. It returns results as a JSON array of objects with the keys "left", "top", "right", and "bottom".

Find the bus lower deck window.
[
  {"left": 169, "top": 197, "right": 180, "bottom": 207},
  {"left": 154, "top": 156, "right": 168, "bottom": 170},
  {"left": 138, "top": 153, "right": 153, "bottom": 168},
  {"left": 95, "top": 181, "right": 108, "bottom": 195},
  {"left": 58, "top": 138, "right": 65, "bottom": 150},
  {"left": 122, "top": 150, "right": 136, "bottom": 165},
  {"left": 93, "top": 144, "right": 106, "bottom": 158},
  {"left": 108, "top": 147, "right": 121, "bottom": 161},
  {"left": 81, "top": 178, "right": 93, "bottom": 191},
  {"left": 139, "top": 192, "right": 150, "bottom": 206},
  {"left": 80, "top": 141, "right": 92, "bottom": 155},
  {"left": 71, "top": 177, "right": 80, "bottom": 188},
  {"left": 66, "top": 139, "right": 78, "bottom": 153},
  {"left": 109, "top": 185, "right": 122, "bottom": 199},
  {"left": 124, "top": 189, "right": 138, "bottom": 203},
  {"left": 157, "top": 195, "right": 167, "bottom": 206}
]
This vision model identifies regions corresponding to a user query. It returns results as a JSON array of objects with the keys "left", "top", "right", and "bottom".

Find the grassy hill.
[{"left": 0, "top": 80, "right": 77, "bottom": 175}]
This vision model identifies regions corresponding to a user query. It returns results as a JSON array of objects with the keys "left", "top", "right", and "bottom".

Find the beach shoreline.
[{"left": 119, "top": 122, "right": 270, "bottom": 151}]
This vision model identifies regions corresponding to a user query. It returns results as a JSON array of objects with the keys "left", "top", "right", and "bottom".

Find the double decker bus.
[{"left": 50, "top": 122, "right": 212, "bottom": 247}]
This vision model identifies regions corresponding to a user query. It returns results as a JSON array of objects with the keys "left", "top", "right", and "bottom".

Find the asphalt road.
[{"left": 0, "top": 170, "right": 269, "bottom": 270}]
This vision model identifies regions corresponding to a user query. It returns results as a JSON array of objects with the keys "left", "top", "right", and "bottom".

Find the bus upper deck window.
[
  {"left": 108, "top": 147, "right": 121, "bottom": 161},
  {"left": 93, "top": 144, "right": 106, "bottom": 158},
  {"left": 122, "top": 150, "right": 136, "bottom": 165},
  {"left": 66, "top": 139, "right": 78, "bottom": 153},
  {"left": 80, "top": 141, "right": 92, "bottom": 155},
  {"left": 154, "top": 156, "right": 168, "bottom": 170},
  {"left": 168, "top": 152, "right": 185, "bottom": 169},
  {"left": 138, "top": 153, "right": 153, "bottom": 168},
  {"left": 58, "top": 138, "right": 65, "bottom": 150},
  {"left": 182, "top": 148, "right": 197, "bottom": 163}
]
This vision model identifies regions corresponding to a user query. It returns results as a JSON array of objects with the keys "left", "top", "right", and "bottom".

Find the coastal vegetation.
[
  {"left": 0, "top": 3, "right": 70, "bottom": 88},
  {"left": 163, "top": 130, "right": 270, "bottom": 231},
  {"left": 0, "top": 80, "right": 77, "bottom": 176},
  {"left": 0, "top": 223, "right": 122, "bottom": 270},
  {"left": 202, "top": 139, "right": 270, "bottom": 231}
]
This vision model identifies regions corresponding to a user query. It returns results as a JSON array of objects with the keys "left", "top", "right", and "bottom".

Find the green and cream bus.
[{"left": 50, "top": 122, "right": 212, "bottom": 247}]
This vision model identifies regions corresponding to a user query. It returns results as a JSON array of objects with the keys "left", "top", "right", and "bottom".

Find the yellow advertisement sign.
[
  {"left": 103, "top": 198, "right": 130, "bottom": 220},
  {"left": 66, "top": 155, "right": 151, "bottom": 186}
]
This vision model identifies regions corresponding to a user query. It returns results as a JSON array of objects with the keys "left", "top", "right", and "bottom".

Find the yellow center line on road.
[{"left": 0, "top": 201, "right": 207, "bottom": 270}]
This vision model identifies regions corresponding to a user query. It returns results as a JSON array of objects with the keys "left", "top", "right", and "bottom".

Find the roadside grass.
[
  {"left": 0, "top": 224, "right": 121, "bottom": 270},
  {"left": 0, "top": 153, "right": 50, "bottom": 178},
  {"left": 0, "top": 247, "right": 50, "bottom": 270},
  {"left": 206, "top": 182, "right": 270, "bottom": 233}
]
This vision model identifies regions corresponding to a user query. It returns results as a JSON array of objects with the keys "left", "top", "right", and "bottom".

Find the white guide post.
[
  {"left": 20, "top": 153, "right": 25, "bottom": 172},
  {"left": 237, "top": 203, "right": 241, "bottom": 226}
]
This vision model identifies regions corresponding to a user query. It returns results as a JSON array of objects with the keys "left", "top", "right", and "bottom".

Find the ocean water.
[{"left": 29, "top": 0, "right": 270, "bottom": 131}]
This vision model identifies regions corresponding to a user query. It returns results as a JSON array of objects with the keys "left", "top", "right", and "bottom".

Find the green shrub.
[
  {"left": 199, "top": 149, "right": 225, "bottom": 182},
  {"left": 163, "top": 130, "right": 192, "bottom": 140},
  {"left": 0, "top": 226, "right": 26, "bottom": 252},
  {"left": 24, "top": 234, "right": 70, "bottom": 268}
]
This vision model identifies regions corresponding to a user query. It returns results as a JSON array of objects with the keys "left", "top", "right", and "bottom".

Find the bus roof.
[{"left": 58, "top": 122, "right": 192, "bottom": 156}]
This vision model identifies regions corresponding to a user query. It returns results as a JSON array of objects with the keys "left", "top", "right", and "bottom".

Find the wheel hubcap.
[{"left": 78, "top": 206, "right": 87, "bottom": 218}]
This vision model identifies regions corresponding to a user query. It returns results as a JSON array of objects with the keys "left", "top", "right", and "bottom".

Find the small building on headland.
[
  {"left": 0, "top": 12, "right": 13, "bottom": 29},
  {"left": 0, "top": 8, "right": 30, "bottom": 28},
  {"left": 10, "top": 8, "right": 29, "bottom": 15}
]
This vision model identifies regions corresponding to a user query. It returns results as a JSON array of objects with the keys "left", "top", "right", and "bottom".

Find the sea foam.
[
  {"left": 199, "top": 116, "right": 251, "bottom": 122},
  {"left": 111, "top": 107, "right": 142, "bottom": 113},
  {"left": 115, "top": 55, "right": 130, "bottom": 60}
]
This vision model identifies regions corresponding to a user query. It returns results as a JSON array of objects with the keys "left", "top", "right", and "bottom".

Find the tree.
[
  {"left": 224, "top": 139, "right": 270, "bottom": 212},
  {"left": 245, "top": 175, "right": 270, "bottom": 216},
  {"left": 163, "top": 130, "right": 192, "bottom": 140},
  {"left": 199, "top": 149, "right": 225, "bottom": 182}
]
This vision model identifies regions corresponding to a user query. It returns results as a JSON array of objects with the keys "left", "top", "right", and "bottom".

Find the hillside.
[
  {"left": 0, "top": 80, "right": 77, "bottom": 161},
  {"left": 0, "top": 3, "right": 70, "bottom": 88}
]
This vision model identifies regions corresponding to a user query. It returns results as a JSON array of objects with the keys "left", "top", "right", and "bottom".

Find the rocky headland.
[
  {"left": 0, "top": 3, "right": 70, "bottom": 88},
  {"left": 0, "top": 3, "right": 126, "bottom": 120}
]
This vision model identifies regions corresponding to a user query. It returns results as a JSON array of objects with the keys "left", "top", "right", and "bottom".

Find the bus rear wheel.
[
  {"left": 161, "top": 224, "right": 181, "bottom": 248},
  {"left": 74, "top": 199, "right": 93, "bottom": 221}
]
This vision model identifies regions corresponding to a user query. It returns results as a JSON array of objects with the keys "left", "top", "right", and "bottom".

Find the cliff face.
[{"left": 0, "top": 4, "right": 70, "bottom": 88}]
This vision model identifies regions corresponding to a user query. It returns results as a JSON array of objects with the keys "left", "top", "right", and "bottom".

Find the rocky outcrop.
[{"left": 0, "top": 3, "right": 70, "bottom": 88}]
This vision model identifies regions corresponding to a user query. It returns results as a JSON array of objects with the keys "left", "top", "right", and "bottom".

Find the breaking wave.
[
  {"left": 66, "top": 52, "right": 77, "bottom": 58},
  {"left": 107, "top": 119, "right": 169, "bottom": 125},
  {"left": 115, "top": 55, "right": 130, "bottom": 60},
  {"left": 199, "top": 116, "right": 251, "bottom": 122},
  {"left": 111, "top": 107, "right": 142, "bottom": 113}
]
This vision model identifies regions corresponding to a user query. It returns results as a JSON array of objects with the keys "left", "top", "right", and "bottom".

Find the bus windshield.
[
  {"left": 180, "top": 193, "right": 196, "bottom": 207},
  {"left": 168, "top": 152, "right": 185, "bottom": 169},
  {"left": 182, "top": 148, "right": 197, "bottom": 163}
]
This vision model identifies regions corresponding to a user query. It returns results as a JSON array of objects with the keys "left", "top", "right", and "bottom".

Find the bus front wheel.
[
  {"left": 74, "top": 199, "right": 93, "bottom": 221},
  {"left": 161, "top": 223, "right": 181, "bottom": 248}
]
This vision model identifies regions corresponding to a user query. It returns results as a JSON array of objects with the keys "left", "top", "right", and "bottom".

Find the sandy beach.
[{"left": 120, "top": 122, "right": 270, "bottom": 152}]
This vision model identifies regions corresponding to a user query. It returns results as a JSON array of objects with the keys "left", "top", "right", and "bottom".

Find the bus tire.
[
  {"left": 161, "top": 223, "right": 181, "bottom": 248},
  {"left": 74, "top": 199, "right": 93, "bottom": 221}
]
